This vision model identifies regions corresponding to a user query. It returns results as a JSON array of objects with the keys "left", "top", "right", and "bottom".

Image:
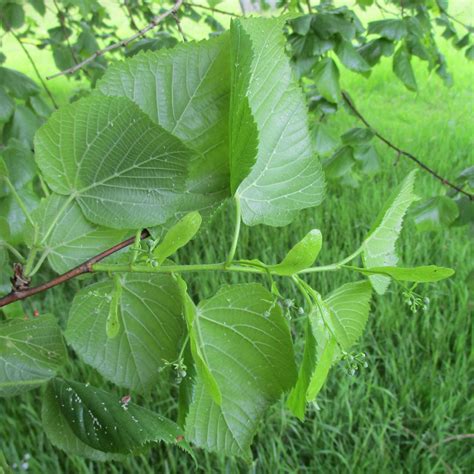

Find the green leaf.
[
  {"left": 0, "top": 216, "right": 11, "bottom": 242},
  {"left": 0, "top": 139, "right": 36, "bottom": 197},
  {"left": 322, "top": 281, "right": 372, "bottom": 351},
  {"left": 324, "top": 146, "right": 355, "bottom": 179},
  {"left": 0, "top": 315, "right": 66, "bottom": 397},
  {"left": 153, "top": 211, "right": 202, "bottom": 264},
  {"left": 42, "top": 379, "right": 192, "bottom": 458},
  {"left": 335, "top": 40, "right": 371, "bottom": 73},
  {"left": 352, "top": 265, "right": 455, "bottom": 283},
  {"left": 29, "top": 194, "right": 127, "bottom": 274},
  {"left": 358, "top": 38, "right": 395, "bottom": 67},
  {"left": 313, "top": 123, "right": 340, "bottom": 155},
  {"left": 0, "top": 86, "right": 14, "bottom": 123},
  {"left": 286, "top": 319, "right": 316, "bottom": 420},
  {"left": 393, "top": 46, "right": 417, "bottom": 92},
  {"left": 35, "top": 95, "right": 193, "bottom": 229},
  {"left": 0, "top": 187, "right": 40, "bottom": 245},
  {"left": 271, "top": 229, "right": 322, "bottom": 275},
  {"left": 97, "top": 34, "right": 230, "bottom": 214},
  {"left": 66, "top": 274, "right": 185, "bottom": 393},
  {"left": 185, "top": 283, "right": 297, "bottom": 458},
  {"left": 106, "top": 275, "right": 122, "bottom": 339},
  {"left": 341, "top": 127, "right": 374, "bottom": 145},
  {"left": 1, "top": 3, "right": 25, "bottom": 30},
  {"left": 368, "top": 19, "right": 407, "bottom": 41},
  {"left": 3, "top": 104, "right": 43, "bottom": 147},
  {"left": 0, "top": 67, "right": 40, "bottom": 99},
  {"left": 363, "top": 170, "right": 418, "bottom": 294},
  {"left": 313, "top": 57, "right": 342, "bottom": 104},
  {"left": 306, "top": 335, "right": 336, "bottom": 401},
  {"left": 230, "top": 17, "right": 325, "bottom": 226},
  {"left": 411, "top": 196, "right": 459, "bottom": 232},
  {"left": 176, "top": 276, "right": 222, "bottom": 405},
  {"left": 466, "top": 45, "right": 474, "bottom": 61}
]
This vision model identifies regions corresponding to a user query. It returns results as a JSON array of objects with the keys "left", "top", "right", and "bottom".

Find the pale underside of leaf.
[
  {"left": 363, "top": 170, "right": 417, "bottom": 294},
  {"left": 35, "top": 95, "right": 194, "bottom": 229},
  {"left": 97, "top": 35, "right": 231, "bottom": 215},
  {"left": 230, "top": 18, "right": 325, "bottom": 226},
  {"left": 31, "top": 194, "right": 128, "bottom": 274}
]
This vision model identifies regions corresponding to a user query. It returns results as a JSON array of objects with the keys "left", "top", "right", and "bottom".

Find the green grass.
[{"left": 1, "top": 4, "right": 474, "bottom": 474}]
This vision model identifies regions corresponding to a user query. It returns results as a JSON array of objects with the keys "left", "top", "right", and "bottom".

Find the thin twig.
[
  {"left": 123, "top": 0, "right": 141, "bottom": 32},
  {"left": 173, "top": 12, "right": 187, "bottom": 42},
  {"left": 430, "top": 433, "right": 474, "bottom": 450},
  {"left": 183, "top": 2, "right": 239, "bottom": 17},
  {"left": 0, "top": 230, "right": 150, "bottom": 308},
  {"left": 10, "top": 31, "right": 58, "bottom": 109},
  {"left": 444, "top": 11, "right": 473, "bottom": 32},
  {"left": 403, "top": 427, "right": 452, "bottom": 474},
  {"left": 52, "top": 0, "right": 83, "bottom": 71},
  {"left": 342, "top": 91, "right": 473, "bottom": 200},
  {"left": 46, "top": 0, "right": 184, "bottom": 80}
]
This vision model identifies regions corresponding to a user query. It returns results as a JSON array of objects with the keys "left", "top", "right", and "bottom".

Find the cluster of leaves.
[
  {"left": 0, "top": 14, "right": 455, "bottom": 462},
  {"left": 283, "top": 0, "right": 473, "bottom": 231}
]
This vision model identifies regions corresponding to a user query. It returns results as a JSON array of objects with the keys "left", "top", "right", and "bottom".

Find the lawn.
[{"left": 1, "top": 2, "right": 473, "bottom": 473}]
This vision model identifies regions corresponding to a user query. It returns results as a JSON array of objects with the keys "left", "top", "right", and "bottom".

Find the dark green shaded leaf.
[
  {"left": 0, "top": 315, "right": 66, "bottom": 397},
  {"left": 368, "top": 19, "right": 407, "bottom": 41},
  {"left": 393, "top": 46, "right": 417, "bottom": 91},
  {"left": 43, "top": 379, "right": 191, "bottom": 457},
  {"left": 0, "top": 86, "right": 14, "bottom": 123},
  {"left": 336, "top": 40, "right": 371, "bottom": 73},
  {"left": 412, "top": 196, "right": 459, "bottom": 232},
  {"left": 313, "top": 57, "right": 341, "bottom": 103},
  {"left": 0, "top": 67, "right": 40, "bottom": 99}
]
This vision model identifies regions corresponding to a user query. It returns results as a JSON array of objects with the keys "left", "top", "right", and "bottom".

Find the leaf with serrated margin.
[
  {"left": 29, "top": 194, "right": 128, "bottom": 274},
  {"left": 97, "top": 35, "right": 230, "bottom": 214},
  {"left": 42, "top": 379, "right": 192, "bottom": 459},
  {"left": 230, "top": 17, "right": 325, "bottom": 226},
  {"left": 286, "top": 319, "right": 316, "bottom": 420},
  {"left": 322, "top": 281, "right": 372, "bottom": 351},
  {"left": 0, "top": 315, "right": 66, "bottom": 397},
  {"left": 185, "top": 283, "right": 297, "bottom": 458},
  {"left": 35, "top": 95, "right": 193, "bottom": 229},
  {"left": 66, "top": 274, "right": 185, "bottom": 393},
  {"left": 175, "top": 276, "right": 221, "bottom": 405},
  {"left": 363, "top": 170, "right": 417, "bottom": 294}
]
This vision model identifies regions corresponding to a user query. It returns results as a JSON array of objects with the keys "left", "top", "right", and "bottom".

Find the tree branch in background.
[
  {"left": 183, "top": 2, "right": 239, "bottom": 17},
  {"left": 342, "top": 91, "right": 473, "bottom": 200},
  {"left": 0, "top": 230, "right": 150, "bottom": 308},
  {"left": 10, "top": 31, "right": 58, "bottom": 109},
  {"left": 173, "top": 12, "right": 187, "bottom": 42},
  {"left": 52, "top": 0, "right": 88, "bottom": 79},
  {"left": 46, "top": 0, "right": 184, "bottom": 80}
]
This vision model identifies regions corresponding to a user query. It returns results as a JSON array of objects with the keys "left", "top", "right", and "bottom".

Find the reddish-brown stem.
[{"left": 0, "top": 230, "right": 150, "bottom": 309}]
